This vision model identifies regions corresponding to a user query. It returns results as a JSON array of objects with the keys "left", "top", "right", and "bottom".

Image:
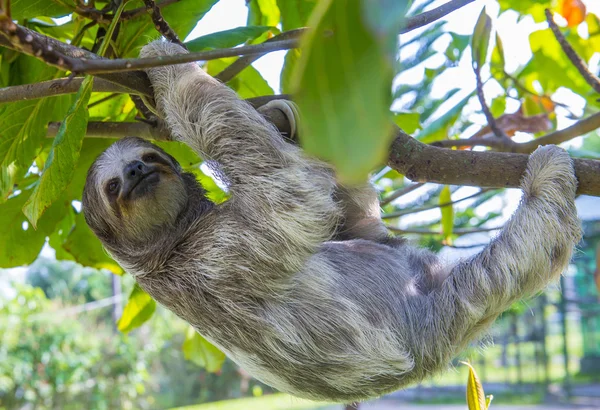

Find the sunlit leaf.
[
  {"left": 186, "top": 26, "right": 276, "bottom": 52},
  {"left": 418, "top": 92, "right": 474, "bottom": 142},
  {"left": 247, "top": 0, "right": 281, "bottom": 27},
  {"left": 498, "top": 0, "right": 551, "bottom": 22},
  {"left": 462, "top": 361, "right": 487, "bottom": 410},
  {"left": 118, "top": 284, "right": 156, "bottom": 333},
  {"left": 182, "top": 326, "right": 226, "bottom": 372},
  {"left": 393, "top": 112, "right": 421, "bottom": 134},
  {"left": 471, "top": 8, "right": 492, "bottom": 69},
  {"left": 23, "top": 76, "right": 93, "bottom": 227},
  {"left": 491, "top": 33, "right": 505, "bottom": 71},
  {"left": 440, "top": 186, "right": 454, "bottom": 244},
  {"left": 486, "top": 394, "right": 494, "bottom": 409},
  {"left": 11, "top": 0, "right": 72, "bottom": 19},
  {"left": 292, "top": 0, "right": 396, "bottom": 184},
  {"left": 0, "top": 191, "right": 68, "bottom": 267}
]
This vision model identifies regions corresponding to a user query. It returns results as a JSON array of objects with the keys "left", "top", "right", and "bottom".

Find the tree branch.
[
  {"left": 388, "top": 127, "right": 600, "bottom": 196},
  {"left": 142, "top": 0, "right": 186, "bottom": 48},
  {"left": 0, "top": 77, "right": 134, "bottom": 103},
  {"left": 401, "top": 0, "right": 476, "bottom": 33},
  {"left": 432, "top": 112, "right": 600, "bottom": 153},
  {"left": 382, "top": 189, "right": 492, "bottom": 219},
  {"left": 386, "top": 225, "right": 501, "bottom": 236},
  {"left": 380, "top": 183, "right": 425, "bottom": 206},
  {"left": 0, "top": 24, "right": 152, "bottom": 96},
  {"left": 545, "top": 8, "right": 600, "bottom": 95},
  {"left": 0, "top": 0, "right": 478, "bottom": 99},
  {"left": 47, "top": 106, "right": 600, "bottom": 196}
]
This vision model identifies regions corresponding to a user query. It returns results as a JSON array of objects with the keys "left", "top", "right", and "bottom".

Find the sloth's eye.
[
  {"left": 107, "top": 180, "right": 119, "bottom": 193},
  {"left": 143, "top": 153, "right": 157, "bottom": 162}
]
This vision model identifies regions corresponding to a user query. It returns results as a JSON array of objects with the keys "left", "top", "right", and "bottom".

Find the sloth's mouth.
[{"left": 125, "top": 171, "right": 160, "bottom": 199}]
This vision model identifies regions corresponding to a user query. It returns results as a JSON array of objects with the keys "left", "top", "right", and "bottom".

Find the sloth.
[{"left": 82, "top": 40, "right": 581, "bottom": 402}]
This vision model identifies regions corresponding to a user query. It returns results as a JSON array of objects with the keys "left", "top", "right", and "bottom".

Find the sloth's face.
[{"left": 83, "top": 137, "right": 188, "bottom": 242}]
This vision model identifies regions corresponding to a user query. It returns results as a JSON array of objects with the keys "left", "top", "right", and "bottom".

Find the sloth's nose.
[{"left": 124, "top": 160, "right": 148, "bottom": 181}]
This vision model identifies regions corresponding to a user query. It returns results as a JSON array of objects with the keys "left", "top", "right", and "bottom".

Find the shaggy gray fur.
[{"left": 82, "top": 40, "right": 582, "bottom": 402}]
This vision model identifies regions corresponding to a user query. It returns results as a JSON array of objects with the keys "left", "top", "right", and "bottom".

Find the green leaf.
[
  {"left": 280, "top": 48, "right": 302, "bottom": 94},
  {"left": 0, "top": 192, "right": 68, "bottom": 268},
  {"left": 490, "top": 97, "right": 506, "bottom": 118},
  {"left": 491, "top": 33, "right": 505, "bottom": 70},
  {"left": 486, "top": 394, "right": 494, "bottom": 409},
  {"left": 182, "top": 326, "right": 226, "bottom": 373},
  {"left": 247, "top": 0, "right": 281, "bottom": 27},
  {"left": 62, "top": 212, "right": 123, "bottom": 274},
  {"left": 292, "top": 0, "right": 395, "bottom": 184},
  {"left": 440, "top": 185, "right": 454, "bottom": 243},
  {"left": 117, "top": 0, "right": 218, "bottom": 57},
  {"left": 186, "top": 26, "right": 276, "bottom": 52},
  {"left": 206, "top": 58, "right": 274, "bottom": 98},
  {"left": 277, "top": 0, "right": 317, "bottom": 30},
  {"left": 393, "top": 112, "right": 421, "bottom": 134},
  {"left": 471, "top": 8, "right": 492, "bottom": 69},
  {"left": 418, "top": 92, "right": 474, "bottom": 142},
  {"left": 23, "top": 76, "right": 94, "bottom": 228},
  {"left": 498, "top": 0, "right": 551, "bottom": 22},
  {"left": 11, "top": 0, "right": 72, "bottom": 19},
  {"left": 118, "top": 284, "right": 156, "bottom": 333},
  {"left": 462, "top": 362, "right": 487, "bottom": 410}
]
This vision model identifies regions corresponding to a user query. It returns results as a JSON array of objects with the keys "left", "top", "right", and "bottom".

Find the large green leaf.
[
  {"left": 62, "top": 212, "right": 123, "bottom": 274},
  {"left": 292, "top": 0, "right": 398, "bottom": 184},
  {"left": 23, "top": 76, "right": 94, "bottom": 227},
  {"left": 277, "top": 0, "right": 317, "bottom": 30},
  {"left": 0, "top": 192, "right": 68, "bottom": 268},
  {"left": 11, "top": 0, "right": 72, "bottom": 19},
  {"left": 117, "top": 0, "right": 218, "bottom": 57},
  {"left": 118, "top": 284, "right": 156, "bottom": 333},
  {"left": 186, "top": 26, "right": 275, "bottom": 52},
  {"left": 182, "top": 326, "right": 226, "bottom": 372}
]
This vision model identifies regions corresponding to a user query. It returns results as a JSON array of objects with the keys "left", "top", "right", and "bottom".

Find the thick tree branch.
[
  {"left": 388, "top": 127, "right": 600, "bottom": 196},
  {"left": 47, "top": 109, "right": 600, "bottom": 196},
  {"left": 545, "top": 9, "right": 600, "bottom": 95},
  {"left": 0, "top": 24, "right": 152, "bottom": 96}
]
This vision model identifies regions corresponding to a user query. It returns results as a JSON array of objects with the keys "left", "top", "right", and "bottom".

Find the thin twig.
[
  {"left": 545, "top": 8, "right": 600, "bottom": 95},
  {"left": 382, "top": 189, "right": 492, "bottom": 219},
  {"left": 215, "top": 29, "right": 305, "bottom": 83},
  {"left": 0, "top": 77, "right": 133, "bottom": 103},
  {"left": 69, "top": 38, "right": 300, "bottom": 74},
  {"left": 386, "top": 226, "right": 501, "bottom": 236},
  {"left": 380, "top": 183, "right": 425, "bottom": 207},
  {"left": 142, "top": 0, "right": 186, "bottom": 48},
  {"left": 75, "top": 0, "right": 179, "bottom": 23},
  {"left": 401, "top": 0, "right": 477, "bottom": 33},
  {"left": 432, "top": 112, "right": 600, "bottom": 153},
  {"left": 474, "top": 65, "right": 512, "bottom": 142}
]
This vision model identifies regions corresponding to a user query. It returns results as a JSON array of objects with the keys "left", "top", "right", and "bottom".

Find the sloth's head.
[{"left": 83, "top": 137, "right": 192, "bottom": 245}]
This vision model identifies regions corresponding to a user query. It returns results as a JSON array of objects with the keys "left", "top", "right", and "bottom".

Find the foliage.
[
  {"left": 0, "top": 0, "right": 599, "bottom": 378},
  {"left": 0, "top": 284, "right": 155, "bottom": 410}
]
